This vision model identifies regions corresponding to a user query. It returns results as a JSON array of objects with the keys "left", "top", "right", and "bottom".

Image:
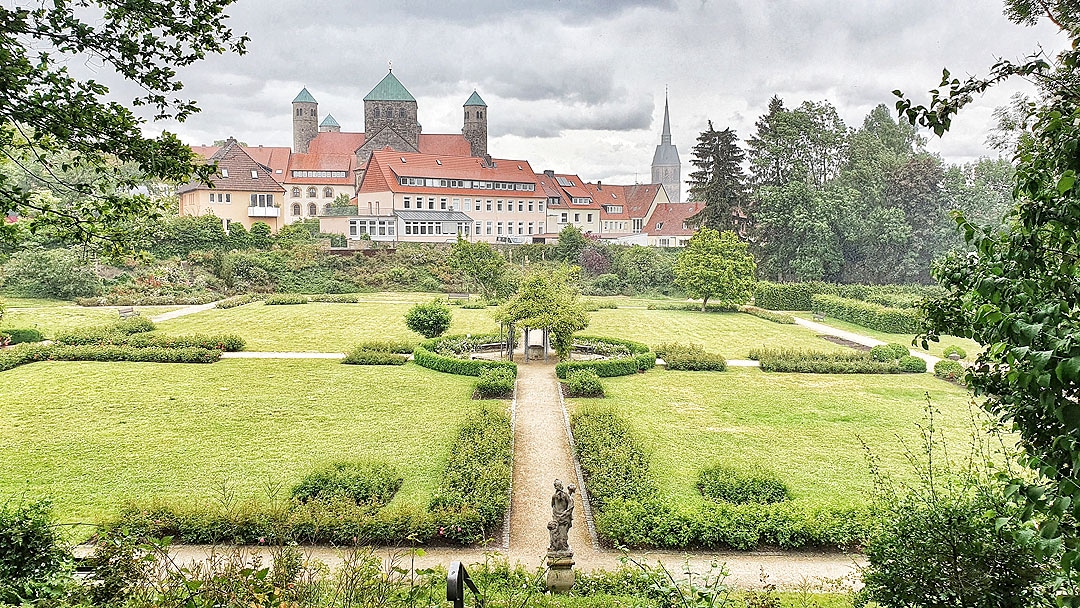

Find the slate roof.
[
  {"left": 364, "top": 71, "right": 416, "bottom": 102},
  {"left": 320, "top": 114, "right": 340, "bottom": 128}
]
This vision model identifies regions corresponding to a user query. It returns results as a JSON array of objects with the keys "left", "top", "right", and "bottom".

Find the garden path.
[
  {"left": 149, "top": 302, "right": 217, "bottom": 322},
  {"left": 793, "top": 317, "right": 941, "bottom": 366}
]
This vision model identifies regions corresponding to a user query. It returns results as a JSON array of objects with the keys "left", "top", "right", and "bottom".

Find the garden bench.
[
  {"left": 447, "top": 292, "right": 471, "bottom": 301},
  {"left": 812, "top": 311, "right": 826, "bottom": 322},
  {"left": 118, "top": 306, "right": 140, "bottom": 320}
]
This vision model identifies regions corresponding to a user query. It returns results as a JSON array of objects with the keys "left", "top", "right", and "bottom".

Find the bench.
[
  {"left": 812, "top": 311, "right": 826, "bottom": 322},
  {"left": 118, "top": 306, "right": 140, "bottom": 320},
  {"left": 447, "top": 292, "right": 471, "bottom": 301}
]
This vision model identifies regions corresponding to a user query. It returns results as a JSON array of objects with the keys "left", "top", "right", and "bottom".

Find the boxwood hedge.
[
  {"left": 810, "top": 294, "right": 921, "bottom": 334},
  {"left": 413, "top": 345, "right": 516, "bottom": 377},
  {"left": 0, "top": 328, "right": 44, "bottom": 345}
]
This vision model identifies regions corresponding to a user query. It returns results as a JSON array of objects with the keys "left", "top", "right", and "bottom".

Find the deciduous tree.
[{"left": 673, "top": 228, "right": 755, "bottom": 310}]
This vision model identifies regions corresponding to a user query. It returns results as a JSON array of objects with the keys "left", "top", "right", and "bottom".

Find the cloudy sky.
[{"left": 140, "top": 0, "right": 1064, "bottom": 198}]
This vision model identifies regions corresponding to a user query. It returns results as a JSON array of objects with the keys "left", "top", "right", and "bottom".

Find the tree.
[
  {"left": 496, "top": 266, "right": 588, "bottom": 360},
  {"left": 404, "top": 300, "right": 453, "bottom": 339},
  {"left": 686, "top": 121, "right": 748, "bottom": 232},
  {"left": 673, "top": 228, "right": 755, "bottom": 310},
  {"left": 554, "top": 225, "right": 587, "bottom": 263},
  {"left": 448, "top": 237, "right": 510, "bottom": 300},
  {"left": 898, "top": 0, "right": 1080, "bottom": 586},
  {"left": 747, "top": 98, "right": 849, "bottom": 188},
  {"left": 752, "top": 182, "right": 844, "bottom": 282},
  {"left": 0, "top": 1, "right": 247, "bottom": 251}
]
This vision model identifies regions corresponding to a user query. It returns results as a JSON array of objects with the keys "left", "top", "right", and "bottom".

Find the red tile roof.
[
  {"left": 645, "top": 202, "right": 706, "bottom": 237},
  {"left": 418, "top": 134, "right": 472, "bottom": 157},
  {"left": 623, "top": 184, "right": 663, "bottom": 219},
  {"left": 308, "top": 131, "right": 366, "bottom": 155},
  {"left": 179, "top": 141, "right": 285, "bottom": 194},
  {"left": 360, "top": 149, "right": 541, "bottom": 197}
]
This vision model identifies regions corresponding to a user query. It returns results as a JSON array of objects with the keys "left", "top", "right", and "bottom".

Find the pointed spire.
[{"left": 661, "top": 92, "right": 672, "bottom": 145}]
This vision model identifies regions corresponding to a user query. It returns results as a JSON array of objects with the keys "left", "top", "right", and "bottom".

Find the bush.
[
  {"left": 75, "top": 294, "right": 216, "bottom": 306},
  {"left": 654, "top": 342, "right": 727, "bottom": 371},
  {"left": 341, "top": 349, "right": 407, "bottom": 365},
  {"left": 571, "top": 410, "right": 657, "bottom": 509},
  {"left": 474, "top": 367, "right": 516, "bottom": 399},
  {"left": 404, "top": 300, "right": 453, "bottom": 338},
  {"left": 113, "top": 316, "right": 155, "bottom": 335},
  {"left": 943, "top": 345, "right": 968, "bottom": 359},
  {"left": 47, "top": 345, "right": 222, "bottom": 364},
  {"left": 697, "top": 465, "right": 789, "bottom": 505},
  {"left": 0, "top": 328, "right": 43, "bottom": 345},
  {"left": 350, "top": 339, "right": 418, "bottom": 354},
  {"left": 412, "top": 344, "right": 517, "bottom": 377},
  {"left": 748, "top": 347, "right": 904, "bottom": 374},
  {"left": 566, "top": 369, "right": 604, "bottom": 397},
  {"left": 308, "top": 293, "right": 363, "bottom": 303},
  {"left": 264, "top": 293, "right": 309, "bottom": 305},
  {"left": 124, "top": 333, "right": 245, "bottom": 352},
  {"left": 556, "top": 357, "right": 639, "bottom": 379},
  {"left": 215, "top": 293, "right": 262, "bottom": 309},
  {"left": 0, "top": 499, "right": 71, "bottom": 603},
  {"left": 898, "top": 355, "right": 927, "bottom": 373},
  {"left": 290, "top": 461, "right": 402, "bottom": 506},
  {"left": 739, "top": 305, "right": 796, "bottom": 324},
  {"left": 870, "top": 343, "right": 909, "bottom": 362},
  {"left": 934, "top": 359, "right": 965, "bottom": 381},
  {"left": 573, "top": 335, "right": 650, "bottom": 356},
  {"left": 3, "top": 248, "right": 102, "bottom": 299},
  {"left": 810, "top": 294, "right": 921, "bottom": 334},
  {"left": 645, "top": 302, "right": 739, "bottom": 312}
]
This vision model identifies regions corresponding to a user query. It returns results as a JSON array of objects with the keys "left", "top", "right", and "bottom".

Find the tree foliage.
[
  {"left": 496, "top": 266, "right": 588, "bottom": 360},
  {"left": 404, "top": 300, "right": 453, "bottom": 339},
  {"left": 673, "top": 228, "right": 756, "bottom": 310},
  {"left": 900, "top": 0, "right": 1080, "bottom": 590},
  {"left": 686, "top": 121, "right": 748, "bottom": 232},
  {"left": 448, "top": 237, "right": 510, "bottom": 300},
  {"left": 0, "top": 0, "right": 247, "bottom": 251}
]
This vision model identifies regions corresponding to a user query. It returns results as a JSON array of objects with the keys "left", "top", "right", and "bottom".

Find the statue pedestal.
[{"left": 545, "top": 551, "right": 575, "bottom": 593}]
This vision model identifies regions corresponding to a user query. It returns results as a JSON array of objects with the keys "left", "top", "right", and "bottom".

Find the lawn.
[
  {"left": 155, "top": 301, "right": 502, "bottom": 351},
  {"left": 585, "top": 309, "right": 850, "bottom": 358},
  {"left": 0, "top": 359, "right": 494, "bottom": 523},
  {"left": 791, "top": 312, "right": 982, "bottom": 360},
  {"left": 568, "top": 367, "right": 981, "bottom": 510},
  {"left": 1, "top": 300, "right": 183, "bottom": 339}
]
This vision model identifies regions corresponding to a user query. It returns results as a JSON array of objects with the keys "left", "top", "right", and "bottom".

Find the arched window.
[
  {"left": 465, "top": 110, "right": 470, "bottom": 119},
  {"left": 291, "top": 187, "right": 300, "bottom": 197},
  {"left": 291, "top": 203, "right": 301, "bottom": 216},
  {"left": 308, "top": 203, "right": 317, "bottom": 216},
  {"left": 323, "top": 187, "right": 334, "bottom": 198},
  {"left": 307, "top": 187, "right": 317, "bottom": 198},
  {"left": 398, "top": 108, "right": 405, "bottom": 118},
  {"left": 323, "top": 203, "right": 332, "bottom": 213},
  {"left": 374, "top": 108, "right": 380, "bottom": 118}
]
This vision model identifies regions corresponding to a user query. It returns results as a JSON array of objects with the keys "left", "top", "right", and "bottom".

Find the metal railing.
[{"left": 447, "top": 561, "right": 483, "bottom": 608}]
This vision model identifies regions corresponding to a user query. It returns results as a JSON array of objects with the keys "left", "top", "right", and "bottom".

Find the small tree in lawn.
[
  {"left": 404, "top": 300, "right": 453, "bottom": 339},
  {"left": 674, "top": 228, "right": 755, "bottom": 311},
  {"left": 448, "top": 237, "right": 511, "bottom": 301}
]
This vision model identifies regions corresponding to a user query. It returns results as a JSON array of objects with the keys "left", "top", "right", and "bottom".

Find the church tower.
[
  {"left": 462, "top": 90, "right": 488, "bottom": 158},
  {"left": 363, "top": 69, "right": 420, "bottom": 151},
  {"left": 651, "top": 94, "right": 681, "bottom": 202},
  {"left": 292, "top": 87, "right": 319, "bottom": 153}
]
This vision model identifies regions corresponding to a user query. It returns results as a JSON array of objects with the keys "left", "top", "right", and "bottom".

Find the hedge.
[
  {"left": 748, "top": 348, "right": 905, "bottom": 374},
  {"left": 74, "top": 294, "right": 216, "bottom": 307},
  {"left": 0, "top": 328, "right": 44, "bottom": 345},
  {"left": 739, "top": 305, "right": 796, "bottom": 324},
  {"left": 870, "top": 343, "right": 909, "bottom": 362},
  {"left": 752, "top": 281, "right": 939, "bottom": 312},
  {"left": 934, "top": 359, "right": 965, "bottom": 381},
  {"left": 215, "top": 293, "right": 262, "bottom": 309},
  {"left": 654, "top": 343, "right": 727, "bottom": 372},
  {"left": 112, "top": 406, "right": 513, "bottom": 546},
  {"left": 56, "top": 331, "right": 244, "bottom": 352},
  {"left": 698, "top": 465, "right": 789, "bottom": 504},
  {"left": 898, "top": 355, "right": 927, "bottom": 373},
  {"left": 645, "top": 302, "right": 740, "bottom": 312},
  {"left": 341, "top": 349, "right": 408, "bottom": 365},
  {"left": 474, "top": 367, "right": 516, "bottom": 398},
  {"left": 1, "top": 343, "right": 222, "bottom": 372},
  {"left": 351, "top": 339, "right": 418, "bottom": 354},
  {"left": 264, "top": 293, "right": 310, "bottom": 305},
  {"left": 308, "top": 293, "right": 364, "bottom": 303},
  {"left": 810, "top": 294, "right": 921, "bottom": 334},
  {"left": 565, "top": 369, "right": 604, "bottom": 397},
  {"left": 413, "top": 345, "right": 517, "bottom": 377},
  {"left": 556, "top": 353, "right": 655, "bottom": 379}
]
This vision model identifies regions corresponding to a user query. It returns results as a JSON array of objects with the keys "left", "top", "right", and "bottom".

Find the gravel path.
[
  {"left": 150, "top": 302, "right": 217, "bottom": 322},
  {"left": 794, "top": 317, "right": 941, "bottom": 366}
]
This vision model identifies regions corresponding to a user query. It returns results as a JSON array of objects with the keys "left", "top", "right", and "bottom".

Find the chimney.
[
  {"left": 597, "top": 180, "right": 602, "bottom": 190},
  {"left": 226, "top": 136, "right": 238, "bottom": 145},
  {"left": 544, "top": 169, "right": 554, "bottom": 178}
]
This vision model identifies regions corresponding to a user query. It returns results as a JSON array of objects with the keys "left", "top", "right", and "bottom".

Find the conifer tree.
[{"left": 686, "top": 121, "right": 748, "bottom": 233}]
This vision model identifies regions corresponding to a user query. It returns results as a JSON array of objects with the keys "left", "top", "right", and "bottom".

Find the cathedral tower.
[
  {"left": 462, "top": 90, "right": 488, "bottom": 158},
  {"left": 363, "top": 69, "right": 420, "bottom": 151},
  {"left": 292, "top": 87, "right": 319, "bottom": 153},
  {"left": 651, "top": 94, "right": 681, "bottom": 202}
]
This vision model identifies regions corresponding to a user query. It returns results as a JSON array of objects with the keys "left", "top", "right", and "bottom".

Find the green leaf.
[
  {"left": 1058, "top": 171, "right": 1076, "bottom": 194},
  {"left": 1057, "top": 356, "right": 1080, "bottom": 382}
]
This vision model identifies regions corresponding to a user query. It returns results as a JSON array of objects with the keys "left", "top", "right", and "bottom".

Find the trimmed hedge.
[
  {"left": 942, "top": 345, "right": 968, "bottom": 359},
  {"left": 556, "top": 352, "right": 655, "bottom": 379},
  {"left": 352, "top": 339, "right": 419, "bottom": 354},
  {"left": 474, "top": 367, "right": 516, "bottom": 399},
  {"left": 698, "top": 465, "right": 789, "bottom": 504},
  {"left": 748, "top": 348, "right": 904, "bottom": 374},
  {"left": 0, "top": 344, "right": 53, "bottom": 372},
  {"left": 753, "top": 282, "right": 940, "bottom": 312},
  {"left": 654, "top": 342, "right": 727, "bottom": 372},
  {"left": 934, "top": 359, "right": 965, "bottom": 381},
  {"left": 341, "top": 349, "right": 408, "bottom": 365},
  {"left": 566, "top": 369, "right": 605, "bottom": 397},
  {"left": 309, "top": 293, "right": 364, "bottom": 303},
  {"left": 74, "top": 294, "right": 215, "bottom": 306},
  {"left": 571, "top": 410, "right": 658, "bottom": 510},
  {"left": 810, "top": 294, "right": 921, "bottom": 334},
  {"left": 739, "top": 305, "right": 796, "bottom": 324},
  {"left": 645, "top": 302, "right": 740, "bottom": 312},
  {"left": 870, "top": 343, "right": 909, "bottom": 362},
  {"left": 264, "top": 293, "right": 310, "bottom": 305},
  {"left": 215, "top": 293, "right": 262, "bottom": 309},
  {"left": 0, "top": 328, "right": 44, "bottom": 345},
  {"left": 1, "top": 342, "right": 221, "bottom": 372},
  {"left": 114, "top": 317, "right": 156, "bottom": 334},
  {"left": 573, "top": 335, "right": 650, "bottom": 355},
  {"left": 55, "top": 330, "right": 244, "bottom": 352},
  {"left": 898, "top": 355, "right": 927, "bottom": 373},
  {"left": 290, "top": 461, "right": 402, "bottom": 506},
  {"left": 413, "top": 345, "right": 517, "bottom": 377}
]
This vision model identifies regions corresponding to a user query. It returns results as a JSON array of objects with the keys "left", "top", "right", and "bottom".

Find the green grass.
[
  {"left": 0, "top": 359, "right": 494, "bottom": 523},
  {"left": 792, "top": 312, "right": 981, "bottom": 360},
  {"left": 568, "top": 367, "right": 980, "bottom": 511},
  {"left": 0, "top": 303, "right": 182, "bottom": 339},
  {"left": 155, "top": 301, "right": 501, "bottom": 351},
  {"left": 585, "top": 309, "right": 850, "bottom": 358}
]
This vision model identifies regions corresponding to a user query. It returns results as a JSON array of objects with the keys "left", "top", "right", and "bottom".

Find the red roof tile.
[
  {"left": 418, "top": 134, "right": 472, "bottom": 157},
  {"left": 308, "top": 131, "right": 366, "bottom": 155},
  {"left": 179, "top": 141, "right": 285, "bottom": 194},
  {"left": 645, "top": 202, "right": 706, "bottom": 237},
  {"left": 359, "top": 149, "right": 541, "bottom": 197}
]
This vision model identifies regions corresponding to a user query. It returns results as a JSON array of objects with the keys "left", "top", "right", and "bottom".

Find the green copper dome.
[
  {"left": 293, "top": 87, "right": 317, "bottom": 103},
  {"left": 364, "top": 71, "right": 416, "bottom": 102}
]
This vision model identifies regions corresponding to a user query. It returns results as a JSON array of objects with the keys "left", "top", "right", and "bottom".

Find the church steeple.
[{"left": 651, "top": 91, "right": 681, "bottom": 202}]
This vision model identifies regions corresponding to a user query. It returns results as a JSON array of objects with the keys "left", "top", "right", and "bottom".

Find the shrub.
[
  {"left": 341, "top": 349, "right": 407, "bottom": 365},
  {"left": 290, "top": 461, "right": 402, "bottom": 506},
  {"left": 412, "top": 344, "right": 517, "bottom": 377},
  {"left": 571, "top": 410, "right": 658, "bottom": 509},
  {"left": 3, "top": 248, "right": 102, "bottom": 299},
  {"left": 404, "top": 300, "right": 453, "bottom": 338},
  {"left": 697, "top": 465, "right": 789, "bottom": 504},
  {"left": 215, "top": 293, "right": 262, "bottom": 309},
  {"left": 870, "top": 343, "right": 908, "bottom": 361},
  {"left": 898, "top": 355, "right": 927, "bottom": 373},
  {"left": 474, "top": 367, "right": 516, "bottom": 399},
  {"left": 556, "top": 357, "right": 639, "bottom": 379},
  {"left": 654, "top": 342, "right": 726, "bottom": 371},
  {"left": 739, "top": 305, "right": 796, "bottom": 324},
  {"left": 748, "top": 348, "right": 903, "bottom": 374},
  {"left": 943, "top": 345, "right": 968, "bottom": 359},
  {"left": 351, "top": 339, "right": 419, "bottom": 354},
  {"left": 124, "top": 333, "right": 245, "bottom": 352},
  {"left": 113, "top": 316, "right": 155, "bottom": 335},
  {"left": 573, "top": 335, "right": 650, "bottom": 356},
  {"left": 47, "top": 345, "right": 222, "bottom": 364},
  {"left": 809, "top": 294, "right": 921, "bottom": 334},
  {"left": 0, "top": 343, "right": 53, "bottom": 371},
  {"left": 75, "top": 294, "right": 217, "bottom": 306},
  {"left": 645, "top": 302, "right": 739, "bottom": 312},
  {"left": 0, "top": 328, "right": 43, "bottom": 345},
  {"left": 308, "top": 293, "right": 363, "bottom": 303},
  {"left": 934, "top": 359, "right": 965, "bottom": 381},
  {"left": 0, "top": 499, "right": 70, "bottom": 603},
  {"left": 264, "top": 293, "right": 309, "bottom": 305},
  {"left": 566, "top": 369, "right": 604, "bottom": 397}
]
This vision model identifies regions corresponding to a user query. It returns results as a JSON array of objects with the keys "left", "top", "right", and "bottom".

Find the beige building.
[{"left": 178, "top": 139, "right": 287, "bottom": 232}]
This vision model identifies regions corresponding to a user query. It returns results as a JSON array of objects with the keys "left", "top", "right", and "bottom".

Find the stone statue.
[{"left": 548, "top": 479, "right": 576, "bottom": 553}]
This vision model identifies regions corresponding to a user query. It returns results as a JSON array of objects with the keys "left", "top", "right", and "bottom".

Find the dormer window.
[{"left": 656, "top": 222, "right": 664, "bottom": 230}]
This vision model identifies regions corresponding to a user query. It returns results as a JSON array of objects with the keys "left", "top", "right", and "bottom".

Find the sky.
[{"left": 130, "top": 0, "right": 1067, "bottom": 198}]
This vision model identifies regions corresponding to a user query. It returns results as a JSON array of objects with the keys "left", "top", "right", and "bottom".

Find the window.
[
  {"left": 528, "top": 222, "right": 534, "bottom": 234},
  {"left": 349, "top": 220, "right": 358, "bottom": 236},
  {"left": 528, "top": 201, "right": 534, "bottom": 211},
  {"left": 497, "top": 200, "right": 503, "bottom": 212},
  {"left": 486, "top": 200, "right": 492, "bottom": 211},
  {"left": 560, "top": 212, "right": 567, "bottom": 223},
  {"left": 656, "top": 222, "right": 664, "bottom": 230},
  {"left": 249, "top": 193, "right": 274, "bottom": 206},
  {"left": 374, "top": 108, "right": 380, "bottom": 118},
  {"left": 485, "top": 221, "right": 493, "bottom": 235},
  {"left": 427, "top": 198, "right": 435, "bottom": 210},
  {"left": 292, "top": 170, "right": 347, "bottom": 178},
  {"left": 292, "top": 203, "right": 301, "bottom": 216},
  {"left": 324, "top": 187, "right": 334, "bottom": 198},
  {"left": 497, "top": 222, "right": 503, "bottom": 235},
  {"left": 633, "top": 218, "right": 643, "bottom": 232},
  {"left": 659, "top": 238, "right": 671, "bottom": 247},
  {"left": 403, "top": 197, "right": 410, "bottom": 209},
  {"left": 517, "top": 222, "right": 524, "bottom": 234},
  {"left": 452, "top": 198, "right": 460, "bottom": 210},
  {"left": 574, "top": 213, "right": 580, "bottom": 222},
  {"left": 465, "top": 110, "right": 470, "bottom": 119},
  {"left": 225, "top": 194, "right": 231, "bottom": 203},
  {"left": 308, "top": 203, "right": 317, "bottom": 216},
  {"left": 556, "top": 176, "right": 573, "bottom": 187},
  {"left": 399, "top": 108, "right": 405, "bottom": 118},
  {"left": 518, "top": 202, "right": 524, "bottom": 212},
  {"left": 539, "top": 201, "right": 545, "bottom": 212},
  {"left": 292, "top": 187, "right": 301, "bottom": 197},
  {"left": 440, "top": 198, "right": 447, "bottom": 210},
  {"left": 307, "top": 187, "right": 317, "bottom": 198},
  {"left": 473, "top": 199, "right": 480, "bottom": 211},
  {"left": 587, "top": 213, "right": 593, "bottom": 222},
  {"left": 250, "top": 170, "right": 258, "bottom": 179},
  {"left": 475, "top": 222, "right": 482, "bottom": 234},
  {"left": 221, "top": 168, "right": 229, "bottom": 178}
]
